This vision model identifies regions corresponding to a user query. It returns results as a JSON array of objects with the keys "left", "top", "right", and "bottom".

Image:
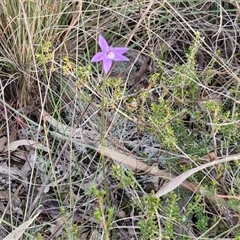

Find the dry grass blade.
[
  {"left": 155, "top": 154, "right": 240, "bottom": 197},
  {"left": 3, "top": 211, "right": 40, "bottom": 240},
  {"left": 3, "top": 139, "right": 48, "bottom": 153}
]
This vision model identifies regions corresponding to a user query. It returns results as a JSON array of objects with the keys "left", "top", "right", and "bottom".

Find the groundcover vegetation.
[{"left": 0, "top": 0, "right": 240, "bottom": 239}]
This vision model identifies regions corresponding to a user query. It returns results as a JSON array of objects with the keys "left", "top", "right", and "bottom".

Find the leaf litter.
[
  {"left": 1, "top": 2, "right": 240, "bottom": 237},
  {"left": 1, "top": 104, "right": 240, "bottom": 238}
]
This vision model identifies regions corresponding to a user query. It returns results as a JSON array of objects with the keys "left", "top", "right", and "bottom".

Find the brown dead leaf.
[
  {"left": 9, "top": 128, "right": 17, "bottom": 143},
  {"left": 0, "top": 190, "right": 22, "bottom": 215},
  {"left": 0, "top": 136, "right": 7, "bottom": 152},
  {"left": 0, "top": 162, "right": 28, "bottom": 188},
  {"left": 99, "top": 145, "right": 173, "bottom": 180},
  {"left": 3, "top": 211, "right": 40, "bottom": 240},
  {"left": 3, "top": 139, "right": 48, "bottom": 153},
  {"left": 0, "top": 190, "right": 9, "bottom": 200},
  {"left": 155, "top": 153, "right": 240, "bottom": 197},
  {"left": 0, "top": 202, "right": 6, "bottom": 213},
  {"left": 48, "top": 218, "right": 64, "bottom": 238},
  {"left": 99, "top": 145, "right": 198, "bottom": 194}
]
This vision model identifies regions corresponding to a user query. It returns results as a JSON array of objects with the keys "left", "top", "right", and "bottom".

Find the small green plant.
[
  {"left": 148, "top": 97, "right": 178, "bottom": 150},
  {"left": 145, "top": 32, "right": 208, "bottom": 154},
  {"left": 36, "top": 41, "right": 54, "bottom": 66},
  {"left": 60, "top": 207, "right": 79, "bottom": 240},
  {"left": 162, "top": 193, "right": 181, "bottom": 239},
  {"left": 136, "top": 193, "right": 161, "bottom": 239},
  {"left": 112, "top": 164, "right": 136, "bottom": 188},
  {"left": 91, "top": 186, "right": 114, "bottom": 240},
  {"left": 186, "top": 195, "right": 209, "bottom": 233}
]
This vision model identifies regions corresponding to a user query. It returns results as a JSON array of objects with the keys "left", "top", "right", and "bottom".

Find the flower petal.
[
  {"left": 98, "top": 34, "right": 110, "bottom": 53},
  {"left": 113, "top": 55, "right": 129, "bottom": 61},
  {"left": 102, "top": 58, "right": 112, "bottom": 74},
  {"left": 112, "top": 47, "right": 128, "bottom": 55},
  {"left": 91, "top": 52, "right": 106, "bottom": 62}
]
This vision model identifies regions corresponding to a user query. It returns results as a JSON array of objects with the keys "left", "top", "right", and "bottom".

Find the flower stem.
[{"left": 100, "top": 75, "right": 112, "bottom": 239}]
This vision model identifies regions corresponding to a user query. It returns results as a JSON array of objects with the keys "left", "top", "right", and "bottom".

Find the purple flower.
[{"left": 91, "top": 34, "right": 129, "bottom": 74}]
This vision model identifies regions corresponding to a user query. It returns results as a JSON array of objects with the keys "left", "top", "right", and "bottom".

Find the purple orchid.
[{"left": 91, "top": 34, "right": 129, "bottom": 74}]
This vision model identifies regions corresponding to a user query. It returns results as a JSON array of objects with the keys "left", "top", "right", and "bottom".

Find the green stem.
[{"left": 100, "top": 75, "right": 112, "bottom": 239}]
